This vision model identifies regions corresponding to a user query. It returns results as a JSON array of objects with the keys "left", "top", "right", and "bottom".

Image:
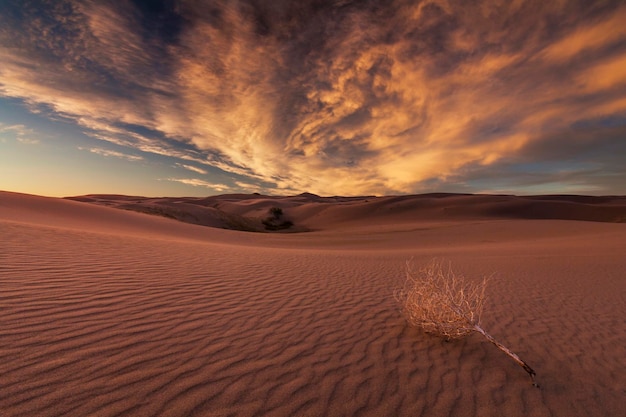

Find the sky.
[{"left": 1, "top": 0, "right": 625, "bottom": 197}]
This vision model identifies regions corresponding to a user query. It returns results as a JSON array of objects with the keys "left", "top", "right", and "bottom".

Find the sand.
[{"left": 1, "top": 190, "right": 625, "bottom": 416}]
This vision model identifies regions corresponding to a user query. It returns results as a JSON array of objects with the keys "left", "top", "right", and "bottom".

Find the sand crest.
[{"left": 1, "top": 191, "right": 625, "bottom": 416}]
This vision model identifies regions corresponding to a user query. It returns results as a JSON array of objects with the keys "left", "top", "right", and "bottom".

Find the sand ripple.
[{"left": 1, "top": 217, "right": 625, "bottom": 416}]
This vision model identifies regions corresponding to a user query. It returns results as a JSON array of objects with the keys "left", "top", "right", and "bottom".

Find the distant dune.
[
  {"left": 65, "top": 192, "right": 626, "bottom": 232},
  {"left": 2, "top": 190, "right": 625, "bottom": 417}
]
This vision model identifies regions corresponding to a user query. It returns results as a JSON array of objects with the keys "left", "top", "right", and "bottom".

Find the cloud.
[
  {"left": 0, "top": 123, "right": 39, "bottom": 144},
  {"left": 164, "top": 178, "right": 231, "bottom": 191},
  {"left": 539, "top": 8, "right": 626, "bottom": 63},
  {"left": 233, "top": 180, "right": 262, "bottom": 191},
  {"left": 16, "top": 137, "right": 40, "bottom": 145},
  {"left": 0, "top": 123, "right": 26, "bottom": 133},
  {"left": 445, "top": 122, "right": 626, "bottom": 195},
  {"left": 577, "top": 54, "right": 626, "bottom": 92},
  {"left": 79, "top": 146, "right": 143, "bottom": 161},
  {"left": 176, "top": 163, "right": 208, "bottom": 175},
  {"left": 1, "top": 0, "right": 625, "bottom": 195}
]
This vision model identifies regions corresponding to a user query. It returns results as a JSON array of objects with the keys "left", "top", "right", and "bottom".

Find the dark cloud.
[
  {"left": 520, "top": 123, "right": 626, "bottom": 163},
  {"left": 129, "top": 0, "right": 187, "bottom": 44},
  {"left": 443, "top": 122, "right": 626, "bottom": 194}
]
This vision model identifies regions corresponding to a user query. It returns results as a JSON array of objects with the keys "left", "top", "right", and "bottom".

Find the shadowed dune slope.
[
  {"left": 1, "top": 191, "right": 625, "bottom": 417},
  {"left": 65, "top": 193, "right": 626, "bottom": 232}
]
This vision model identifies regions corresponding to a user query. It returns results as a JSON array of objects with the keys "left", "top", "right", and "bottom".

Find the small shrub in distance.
[
  {"left": 262, "top": 206, "right": 293, "bottom": 231},
  {"left": 269, "top": 207, "right": 283, "bottom": 218}
]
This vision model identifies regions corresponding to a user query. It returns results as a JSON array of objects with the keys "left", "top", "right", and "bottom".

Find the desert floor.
[{"left": 1, "top": 191, "right": 625, "bottom": 417}]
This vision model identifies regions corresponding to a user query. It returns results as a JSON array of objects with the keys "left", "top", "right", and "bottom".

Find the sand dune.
[
  {"left": 65, "top": 192, "right": 626, "bottom": 233},
  {"left": 1, "top": 191, "right": 625, "bottom": 416}
]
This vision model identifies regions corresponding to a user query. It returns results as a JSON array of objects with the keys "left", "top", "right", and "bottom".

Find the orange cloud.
[
  {"left": 1, "top": 1, "right": 625, "bottom": 195},
  {"left": 540, "top": 8, "right": 626, "bottom": 63},
  {"left": 577, "top": 54, "right": 626, "bottom": 92}
]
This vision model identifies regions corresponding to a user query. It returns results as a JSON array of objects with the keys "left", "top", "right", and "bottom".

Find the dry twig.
[{"left": 395, "top": 259, "right": 538, "bottom": 387}]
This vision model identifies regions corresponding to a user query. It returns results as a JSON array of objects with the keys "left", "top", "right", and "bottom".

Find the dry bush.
[
  {"left": 396, "top": 259, "right": 487, "bottom": 340},
  {"left": 395, "top": 259, "right": 538, "bottom": 387}
]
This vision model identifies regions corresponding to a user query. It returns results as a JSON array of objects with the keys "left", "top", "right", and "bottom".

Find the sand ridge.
[{"left": 1, "top": 191, "right": 625, "bottom": 416}]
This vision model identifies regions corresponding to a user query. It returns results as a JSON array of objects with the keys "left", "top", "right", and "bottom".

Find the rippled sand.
[{"left": 1, "top": 191, "right": 625, "bottom": 416}]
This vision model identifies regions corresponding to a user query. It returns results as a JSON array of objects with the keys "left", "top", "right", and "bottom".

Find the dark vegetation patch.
[{"left": 262, "top": 207, "right": 294, "bottom": 231}]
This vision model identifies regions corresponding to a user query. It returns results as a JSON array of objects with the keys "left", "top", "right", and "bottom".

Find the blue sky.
[{"left": 1, "top": 0, "right": 625, "bottom": 197}]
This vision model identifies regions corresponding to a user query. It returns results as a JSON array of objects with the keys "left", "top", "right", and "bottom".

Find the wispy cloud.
[
  {"left": 79, "top": 146, "right": 143, "bottom": 161},
  {"left": 0, "top": 123, "right": 39, "bottom": 144},
  {"left": 1, "top": 1, "right": 625, "bottom": 195},
  {"left": 164, "top": 178, "right": 231, "bottom": 192},
  {"left": 176, "top": 163, "right": 208, "bottom": 175},
  {"left": 16, "top": 137, "right": 40, "bottom": 145},
  {"left": 0, "top": 123, "right": 26, "bottom": 133}
]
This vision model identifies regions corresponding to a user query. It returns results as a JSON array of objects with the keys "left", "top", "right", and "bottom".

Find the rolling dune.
[
  {"left": 1, "top": 191, "right": 625, "bottom": 416},
  {"left": 65, "top": 193, "right": 626, "bottom": 232}
]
